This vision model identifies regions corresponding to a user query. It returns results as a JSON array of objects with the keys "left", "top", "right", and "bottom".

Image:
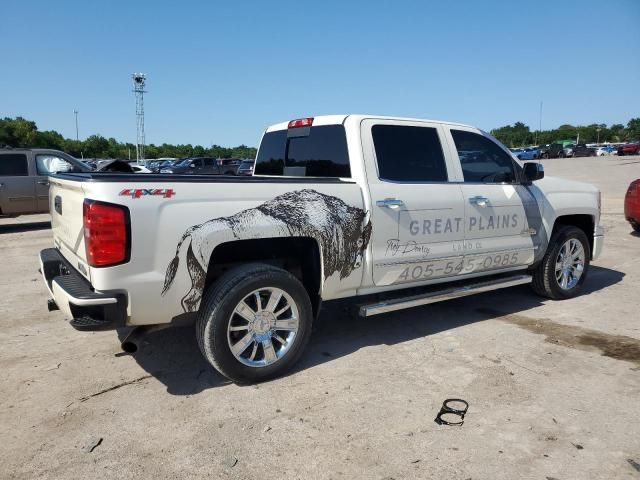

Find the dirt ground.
[{"left": 1, "top": 156, "right": 639, "bottom": 480}]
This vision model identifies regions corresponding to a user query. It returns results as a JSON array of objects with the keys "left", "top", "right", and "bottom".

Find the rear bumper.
[
  {"left": 39, "top": 248, "right": 127, "bottom": 331},
  {"left": 592, "top": 225, "right": 604, "bottom": 260}
]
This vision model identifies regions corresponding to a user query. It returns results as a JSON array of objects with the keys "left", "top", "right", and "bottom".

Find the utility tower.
[{"left": 132, "top": 73, "right": 147, "bottom": 162}]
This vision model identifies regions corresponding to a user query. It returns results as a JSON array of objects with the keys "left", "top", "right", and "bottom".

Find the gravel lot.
[{"left": 1, "top": 156, "right": 639, "bottom": 479}]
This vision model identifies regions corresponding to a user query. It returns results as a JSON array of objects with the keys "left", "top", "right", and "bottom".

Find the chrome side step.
[{"left": 359, "top": 274, "right": 532, "bottom": 317}]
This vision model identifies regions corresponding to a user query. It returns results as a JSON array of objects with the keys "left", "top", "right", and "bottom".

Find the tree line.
[
  {"left": 2, "top": 115, "right": 639, "bottom": 158},
  {"left": 0, "top": 116, "right": 257, "bottom": 159},
  {"left": 491, "top": 118, "right": 640, "bottom": 148}
]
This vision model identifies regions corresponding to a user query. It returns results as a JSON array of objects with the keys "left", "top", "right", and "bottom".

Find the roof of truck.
[{"left": 265, "top": 114, "right": 474, "bottom": 132}]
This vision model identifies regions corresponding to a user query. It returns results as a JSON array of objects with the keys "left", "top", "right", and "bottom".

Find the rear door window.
[
  {"left": 255, "top": 125, "right": 350, "bottom": 177},
  {"left": 0, "top": 154, "right": 29, "bottom": 176},
  {"left": 372, "top": 125, "right": 448, "bottom": 182}
]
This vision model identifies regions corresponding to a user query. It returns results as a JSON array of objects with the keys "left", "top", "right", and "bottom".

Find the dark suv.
[
  {"left": 536, "top": 144, "right": 550, "bottom": 159},
  {"left": 547, "top": 143, "right": 568, "bottom": 158},
  {"left": 572, "top": 144, "right": 596, "bottom": 157}
]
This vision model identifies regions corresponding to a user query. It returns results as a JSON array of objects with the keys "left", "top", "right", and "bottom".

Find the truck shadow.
[
  {"left": 0, "top": 221, "right": 51, "bottom": 234},
  {"left": 124, "top": 265, "right": 624, "bottom": 395}
]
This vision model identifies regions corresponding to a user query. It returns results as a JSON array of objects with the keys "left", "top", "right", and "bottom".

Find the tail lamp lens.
[
  {"left": 288, "top": 117, "right": 314, "bottom": 129},
  {"left": 83, "top": 200, "right": 130, "bottom": 267}
]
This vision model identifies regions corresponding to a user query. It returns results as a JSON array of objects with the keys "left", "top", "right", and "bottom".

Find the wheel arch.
[
  {"left": 204, "top": 237, "right": 323, "bottom": 317},
  {"left": 551, "top": 214, "right": 595, "bottom": 257}
]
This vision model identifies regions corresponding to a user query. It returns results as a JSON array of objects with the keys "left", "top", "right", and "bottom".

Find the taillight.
[
  {"left": 288, "top": 117, "right": 314, "bottom": 129},
  {"left": 83, "top": 200, "right": 130, "bottom": 267}
]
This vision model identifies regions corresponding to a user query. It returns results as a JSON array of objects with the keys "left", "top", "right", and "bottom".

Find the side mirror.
[{"left": 523, "top": 162, "right": 544, "bottom": 183}]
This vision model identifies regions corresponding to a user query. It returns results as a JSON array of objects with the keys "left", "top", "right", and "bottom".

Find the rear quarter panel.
[{"left": 82, "top": 180, "right": 367, "bottom": 326}]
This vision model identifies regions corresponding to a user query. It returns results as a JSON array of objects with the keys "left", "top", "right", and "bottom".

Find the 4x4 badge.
[{"left": 119, "top": 188, "right": 175, "bottom": 199}]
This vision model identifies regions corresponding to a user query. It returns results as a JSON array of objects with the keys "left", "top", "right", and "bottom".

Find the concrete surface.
[{"left": 1, "top": 156, "right": 639, "bottom": 480}]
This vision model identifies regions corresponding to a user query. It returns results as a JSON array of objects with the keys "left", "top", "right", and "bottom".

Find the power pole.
[
  {"left": 536, "top": 100, "right": 543, "bottom": 145},
  {"left": 132, "top": 73, "right": 147, "bottom": 163},
  {"left": 73, "top": 109, "right": 79, "bottom": 141}
]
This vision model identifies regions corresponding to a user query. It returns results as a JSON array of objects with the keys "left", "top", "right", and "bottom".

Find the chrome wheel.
[
  {"left": 227, "top": 287, "right": 299, "bottom": 368},
  {"left": 555, "top": 238, "right": 585, "bottom": 290}
]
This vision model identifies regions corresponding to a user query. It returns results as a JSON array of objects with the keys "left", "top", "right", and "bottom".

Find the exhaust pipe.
[{"left": 121, "top": 325, "right": 169, "bottom": 353}]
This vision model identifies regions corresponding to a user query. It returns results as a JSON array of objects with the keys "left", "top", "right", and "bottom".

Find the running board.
[{"left": 359, "top": 274, "right": 532, "bottom": 317}]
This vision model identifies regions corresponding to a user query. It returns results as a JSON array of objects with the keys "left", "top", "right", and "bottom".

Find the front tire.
[
  {"left": 196, "top": 263, "right": 313, "bottom": 384},
  {"left": 530, "top": 226, "right": 590, "bottom": 300}
]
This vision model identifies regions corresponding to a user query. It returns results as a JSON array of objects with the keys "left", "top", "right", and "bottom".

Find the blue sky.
[{"left": 1, "top": 0, "right": 639, "bottom": 147}]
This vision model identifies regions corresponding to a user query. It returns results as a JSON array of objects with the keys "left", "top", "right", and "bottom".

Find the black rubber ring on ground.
[{"left": 435, "top": 398, "right": 469, "bottom": 426}]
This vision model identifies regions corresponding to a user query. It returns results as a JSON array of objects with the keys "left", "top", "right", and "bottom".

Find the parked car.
[
  {"left": 0, "top": 148, "right": 89, "bottom": 216},
  {"left": 572, "top": 144, "right": 596, "bottom": 158},
  {"left": 160, "top": 157, "right": 221, "bottom": 174},
  {"left": 151, "top": 159, "right": 180, "bottom": 173},
  {"left": 217, "top": 158, "right": 243, "bottom": 175},
  {"left": 595, "top": 145, "right": 616, "bottom": 156},
  {"left": 520, "top": 147, "right": 539, "bottom": 160},
  {"left": 510, "top": 148, "right": 538, "bottom": 160},
  {"left": 625, "top": 179, "right": 640, "bottom": 232},
  {"left": 537, "top": 145, "right": 550, "bottom": 159},
  {"left": 548, "top": 143, "right": 568, "bottom": 158},
  {"left": 237, "top": 159, "right": 255, "bottom": 176},
  {"left": 563, "top": 144, "right": 576, "bottom": 157},
  {"left": 618, "top": 142, "right": 640, "bottom": 156},
  {"left": 131, "top": 165, "right": 152, "bottom": 173},
  {"left": 40, "top": 114, "right": 603, "bottom": 384}
]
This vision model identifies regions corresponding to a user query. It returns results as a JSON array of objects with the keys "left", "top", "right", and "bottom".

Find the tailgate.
[{"left": 49, "top": 177, "right": 91, "bottom": 282}]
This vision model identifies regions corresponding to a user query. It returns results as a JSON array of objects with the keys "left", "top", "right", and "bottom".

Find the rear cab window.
[{"left": 254, "top": 124, "right": 351, "bottom": 178}]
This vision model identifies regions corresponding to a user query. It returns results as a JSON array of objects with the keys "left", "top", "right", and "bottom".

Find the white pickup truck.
[{"left": 40, "top": 115, "right": 604, "bottom": 383}]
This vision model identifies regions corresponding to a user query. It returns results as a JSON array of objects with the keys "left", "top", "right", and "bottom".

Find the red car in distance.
[
  {"left": 618, "top": 142, "right": 640, "bottom": 156},
  {"left": 625, "top": 179, "right": 640, "bottom": 232}
]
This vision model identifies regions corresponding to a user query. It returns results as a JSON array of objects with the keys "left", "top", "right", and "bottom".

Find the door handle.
[
  {"left": 376, "top": 198, "right": 404, "bottom": 209},
  {"left": 469, "top": 196, "right": 490, "bottom": 207},
  {"left": 37, "top": 181, "right": 49, "bottom": 185}
]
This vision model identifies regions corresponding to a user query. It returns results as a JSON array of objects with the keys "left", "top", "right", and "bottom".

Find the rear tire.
[
  {"left": 196, "top": 263, "right": 313, "bottom": 384},
  {"left": 530, "top": 225, "right": 590, "bottom": 300}
]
